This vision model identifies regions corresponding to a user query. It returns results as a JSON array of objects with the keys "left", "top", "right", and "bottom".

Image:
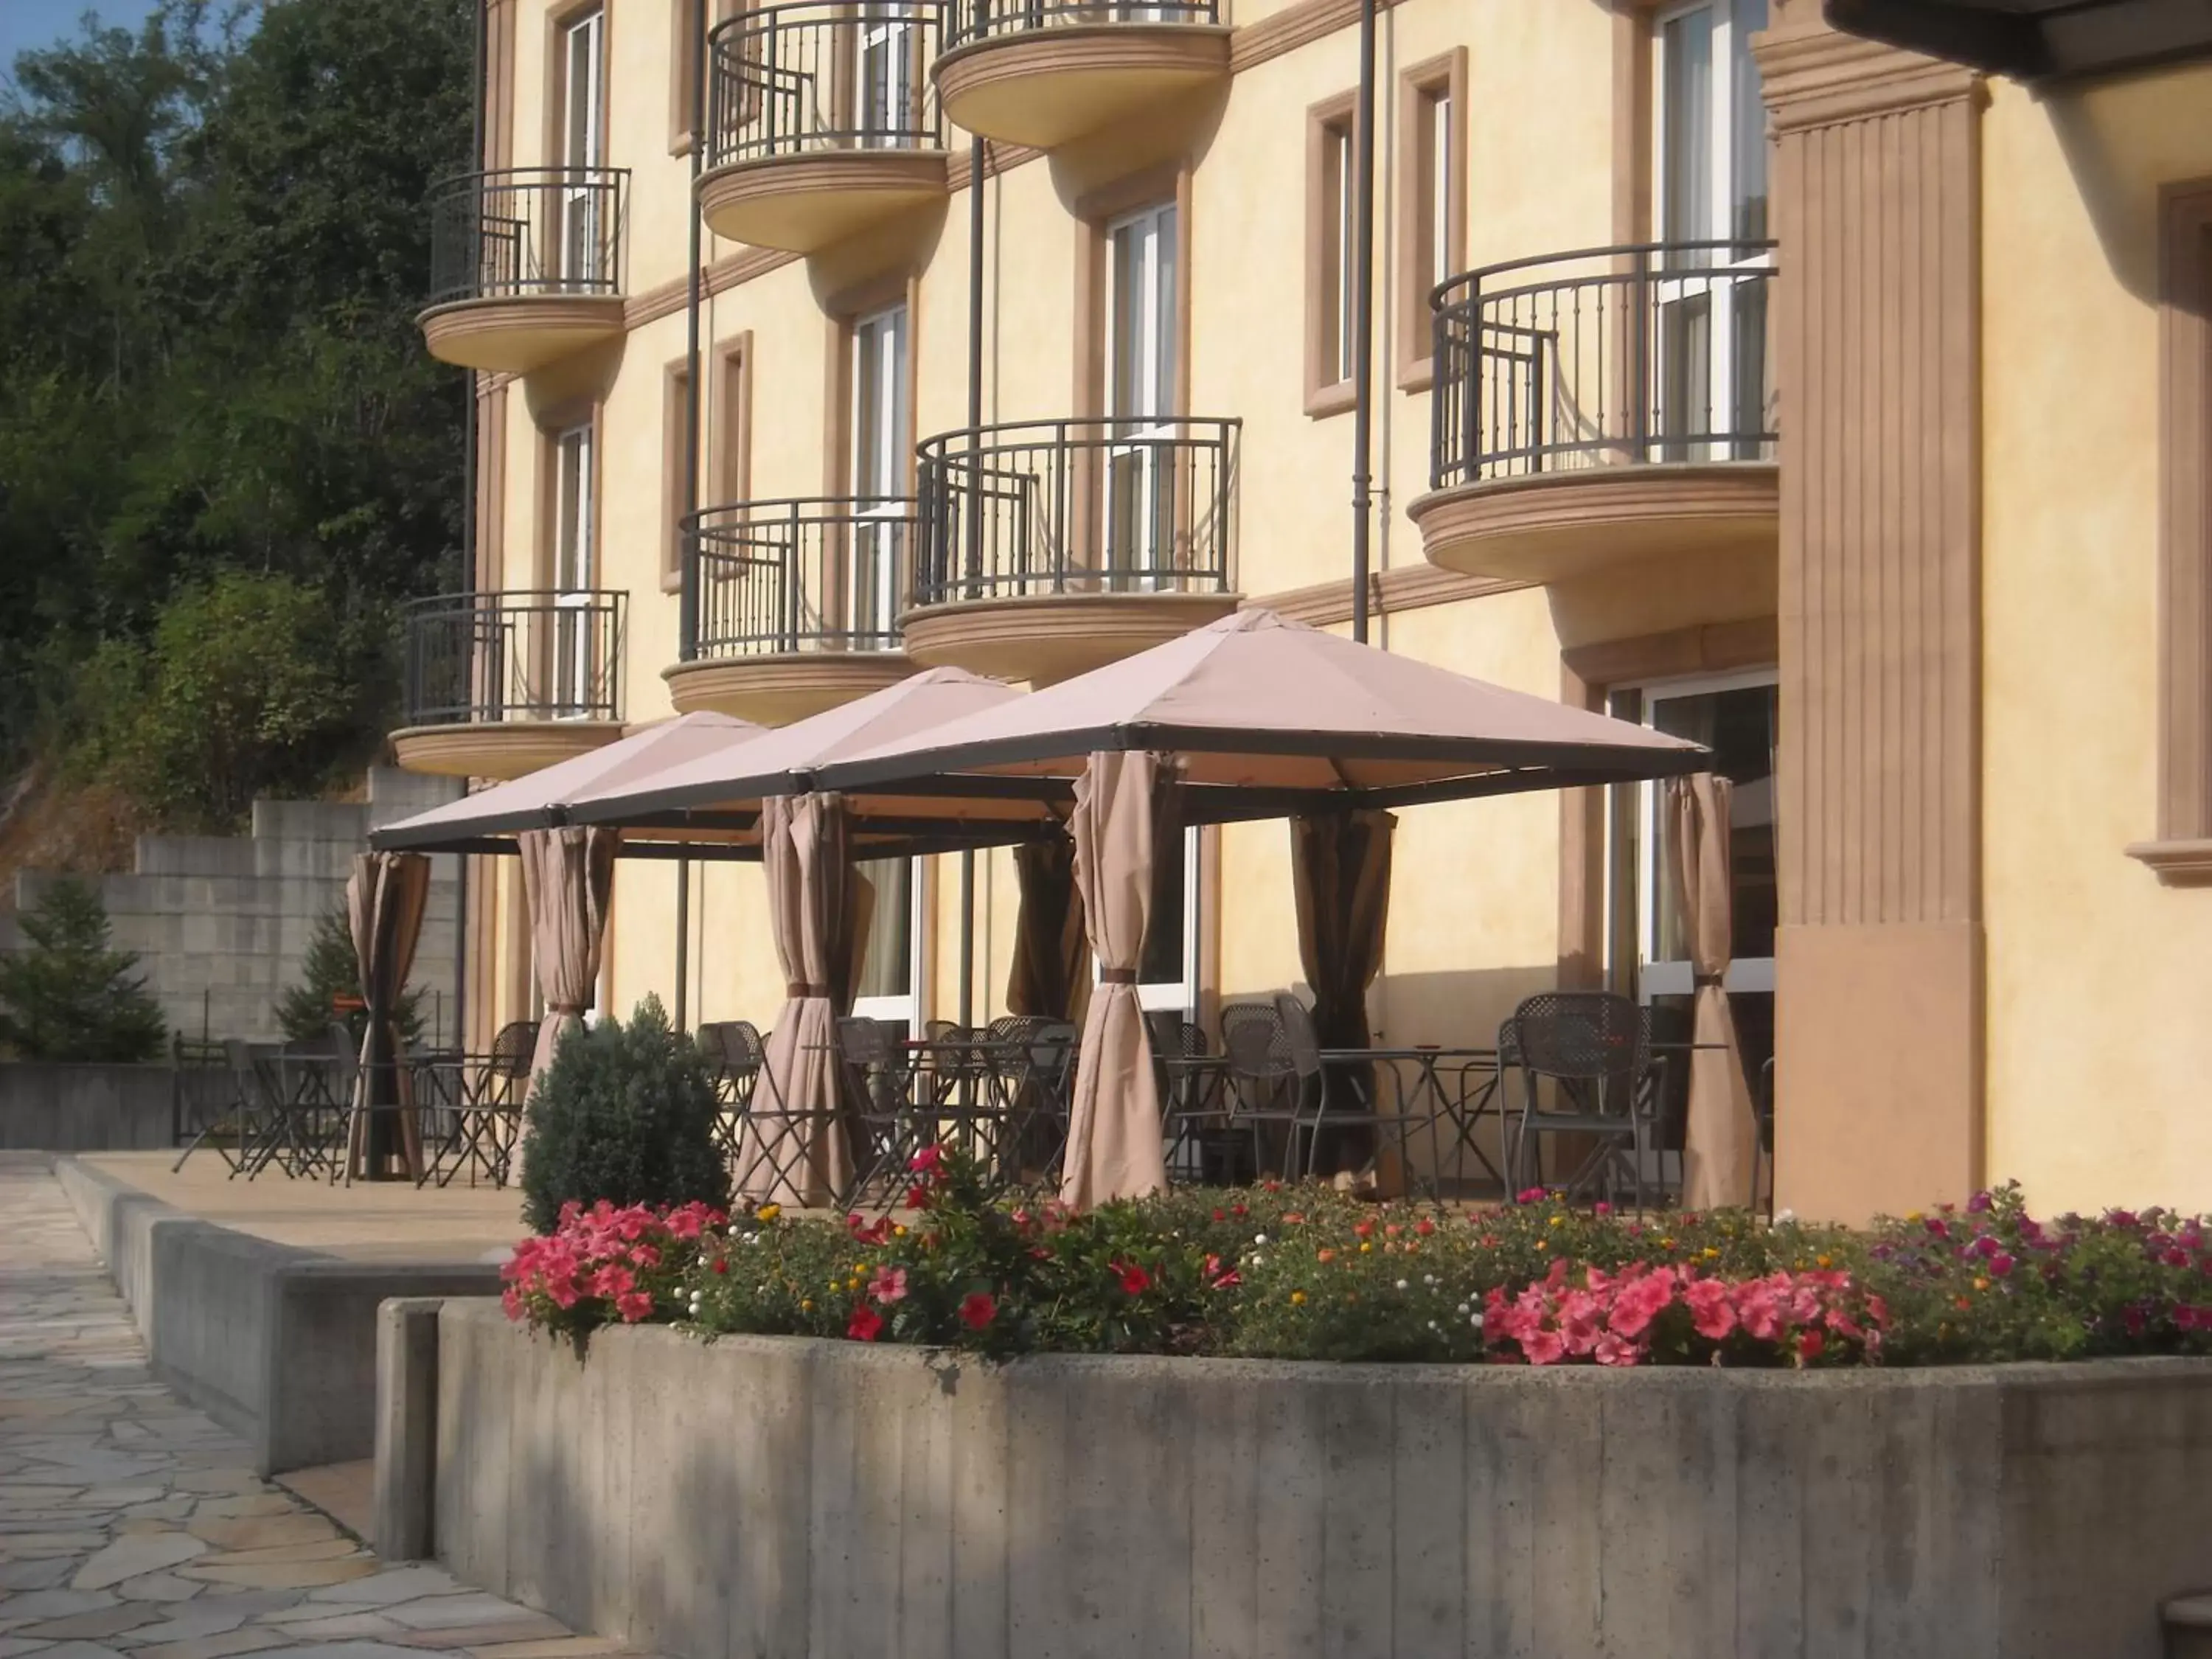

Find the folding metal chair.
[{"left": 1500, "top": 992, "right": 1663, "bottom": 1211}]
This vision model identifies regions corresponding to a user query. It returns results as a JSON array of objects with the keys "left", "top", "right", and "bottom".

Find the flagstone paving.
[{"left": 0, "top": 1161, "right": 651, "bottom": 1659}]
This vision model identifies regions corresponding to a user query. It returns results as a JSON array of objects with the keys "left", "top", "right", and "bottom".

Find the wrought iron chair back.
[{"left": 1499, "top": 991, "right": 1658, "bottom": 1209}]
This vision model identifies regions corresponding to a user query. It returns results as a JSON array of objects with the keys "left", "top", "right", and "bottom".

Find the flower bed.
[{"left": 501, "top": 1147, "right": 2212, "bottom": 1369}]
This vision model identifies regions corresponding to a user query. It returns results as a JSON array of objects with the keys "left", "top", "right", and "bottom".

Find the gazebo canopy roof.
[
  {"left": 369, "top": 712, "right": 768, "bottom": 856},
  {"left": 813, "top": 609, "right": 1710, "bottom": 823}
]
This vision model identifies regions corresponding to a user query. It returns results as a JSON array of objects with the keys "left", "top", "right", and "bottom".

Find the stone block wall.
[{"left": 2, "top": 768, "right": 464, "bottom": 1045}]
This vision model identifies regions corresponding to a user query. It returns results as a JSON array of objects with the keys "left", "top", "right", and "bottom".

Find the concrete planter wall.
[
  {"left": 0, "top": 1062, "right": 178, "bottom": 1150},
  {"left": 430, "top": 1298, "right": 2212, "bottom": 1659}
]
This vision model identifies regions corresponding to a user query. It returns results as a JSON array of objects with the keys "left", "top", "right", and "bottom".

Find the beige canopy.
[
  {"left": 815, "top": 610, "right": 1708, "bottom": 814},
  {"left": 813, "top": 609, "right": 1709, "bottom": 1207},
  {"left": 370, "top": 712, "right": 766, "bottom": 857}
]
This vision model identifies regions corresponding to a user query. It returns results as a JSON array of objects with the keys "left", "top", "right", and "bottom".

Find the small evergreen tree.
[
  {"left": 275, "top": 905, "right": 423, "bottom": 1047},
  {"left": 0, "top": 878, "right": 167, "bottom": 1061},
  {"left": 519, "top": 994, "right": 731, "bottom": 1234}
]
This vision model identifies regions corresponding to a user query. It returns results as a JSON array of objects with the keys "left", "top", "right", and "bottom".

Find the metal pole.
[
  {"left": 453, "top": 0, "right": 489, "bottom": 1052},
  {"left": 675, "top": 0, "right": 709, "bottom": 1029},
  {"left": 1349, "top": 0, "right": 1377, "bottom": 644},
  {"left": 959, "top": 133, "right": 987, "bottom": 1027}
]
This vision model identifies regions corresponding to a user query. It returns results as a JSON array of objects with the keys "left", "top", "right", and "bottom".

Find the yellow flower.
[
  {"left": 893, "top": 1224, "right": 908, "bottom": 1237},
  {"left": 847, "top": 1276, "right": 863, "bottom": 1291},
  {"left": 1907, "top": 1210, "right": 1924, "bottom": 1222},
  {"left": 1290, "top": 1290, "right": 1307, "bottom": 1306},
  {"left": 852, "top": 1263, "right": 869, "bottom": 1275},
  {"left": 756, "top": 1203, "right": 782, "bottom": 1222},
  {"left": 1974, "top": 1276, "right": 1990, "bottom": 1291},
  {"left": 1816, "top": 1254, "right": 1832, "bottom": 1269},
  {"left": 800, "top": 1299, "right": 814, "bottom": 1312},
  {"left": 1548, "top": 1214, "right": 1566, "bottom": 1228},
  {"left": 829, "top": 1277, "right": 842, "bottom": 1291},
  {"left": 1533, "top": 1239, "right": 1548, "bottom": 1252},
  {"left": 1702, "top": 1247, "right": 1719, "bottom": 1260},
  {"left": 1659, "top": 1237, "right": 1675, "bottom": 1249},
  {"left": 1358, "top": 1242, "right": 1373, "bottom": 1254}
]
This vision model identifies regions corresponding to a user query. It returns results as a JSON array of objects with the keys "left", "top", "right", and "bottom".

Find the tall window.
[
  {"left": 661, "top": 363, "right": 690, "bottom": 588},
  {"left": 849, "top": 302, "right": 919, "bottom": 1034},
  {"left": 1397, "top": 52, "right": 1464, "bottom": 389},
  {"left": 849, "top": 302, "right": 908, "bottom": 647},
  {"left": 1607, "top": 671, "right": 1778, "bottom": 1127},
  {"left": 1137, "top": 827, "right": 1201, "bottom": 1018},
  {"left": 855, "top": 4, "right": 925, "bottom": 147},
  {"left": 1105, "top": 200, "right": 1178, "bottom": 584},
  {"left": 559, "top": 7, "right": 607, "bottom": 288},
  {"left": 552, "top": 422, "right": 597, "bottom": 717},
  {"left": 1653, "top": 0, "right": 1772, "bottom": 459},
  {"left": 1304, "top": 95, "right": 1356, "bottom": 414}
]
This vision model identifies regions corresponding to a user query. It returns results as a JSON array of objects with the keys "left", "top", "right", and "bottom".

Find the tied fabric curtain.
[
  {"left": 1290, "top": 809, "right": 1395, "bottom": 1175},
  {"left": 1062, "top": 751, "right": 1168, "bottom": 1208},
  {"left": 518, "top": 826, "right": 619, "bottom": 1096},
  {"left": 1668, "top": 773, "right": 1757, "bottom": 1208},
  {"left": 344, "top": 851, "right": 431, "bottom": 1183},
  {"left": 746, "top": 793, "right": 858, "bottom": 1206},
  {"left": 1007, "top": 837, "right": 1088, "bottom": 1025}
]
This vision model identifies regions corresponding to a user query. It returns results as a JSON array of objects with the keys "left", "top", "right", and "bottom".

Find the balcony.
[
  {"left": 903, "top": 416, "right": 1240, "bottom": 684},
  {"left": 932, "top": 0, "right": 1230, "bottom": 150},
  {"left": 697, "top": 4, "right": 950, "bottom": 255},
  {"left": 664, "top": 499, "right": 920, "bottom": 723},
  {"left": 391, "top": 591, "right": 628, "bottom": 779},
  {"left": 1408, "top": 240, "right": 1780, "bottom": 586},
  {"left": 417, "top": 167, "right": 629, "bottom": 375}
]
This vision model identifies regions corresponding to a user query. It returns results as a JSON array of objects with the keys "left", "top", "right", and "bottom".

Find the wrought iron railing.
[
  {"left": 706, "top": 3, "right": 945, "bottom": 167},
  {"left": 401, "top": 591, "right": 627, "bottom": 726},
  {"left": 687, "top": 498, "right": 921, "bottom": 656},
  {"left": 425, "top": 167, "right": 630, "bottom": 309},
  {"left": 1430, "top": 240, "right": 1778, "bottom": 491},
  {"left": 942, "top": 0, "right": 1217, "bottom": 54},
  {"left": 914, "top": 416, "right": 1238, "bottom": 606}
]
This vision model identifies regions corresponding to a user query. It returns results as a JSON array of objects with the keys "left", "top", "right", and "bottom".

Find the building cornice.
[{"left": 1755, "top": 5, "right": 1984, "bottom": 131}]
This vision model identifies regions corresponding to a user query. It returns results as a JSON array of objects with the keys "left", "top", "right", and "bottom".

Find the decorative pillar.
[{"left": 1756, "top": 3, "right": 1987, "bottom": 1222}]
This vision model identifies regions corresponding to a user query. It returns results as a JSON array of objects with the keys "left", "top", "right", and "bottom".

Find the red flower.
[
  {"left": 712, "top": 1257, "right": 730, "bottom": 1276},
  {"left": 909, "top": 1144, "right": 945, "bottom": 1176},
  {"left": 1413, "top": 1217, "right": 1436, "bottom": 1238},
  {"left": 846, "top": 1212, "right": 892, "bottom": 1245},
  {"left": 1110, "top": 1260, "right": 1152, "bottom": 1295},
  {"left": 904, "top": 1183, "right": 933, "bottom": 1211},
  {"left": 1203, "top": 1253, "right": 1241, "bottom": 1290},
  {"left": 959, "top": 1292, "right": 997, "bottom": 1330},
  {"left": 847, "top": 1306, "right": 885, "bottom": 1342}
]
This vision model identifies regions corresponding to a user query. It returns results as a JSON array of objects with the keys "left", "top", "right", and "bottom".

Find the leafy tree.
[
  {"left": 520, "top": 996, "right": 732, "bottom": 1235},
  {"left": 274, "top": 905, "right": 423, "bottom": 1048},
  {"left": 0, "top": 878, "right": 167, "bottom": 1061},
  {"left": 0, "top": 0, "right": 470, "bottom": 815}
]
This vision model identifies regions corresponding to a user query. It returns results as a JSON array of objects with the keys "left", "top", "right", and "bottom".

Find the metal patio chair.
[{"left": 1499, "top": 991, "right": 1663, "bottom": 1212}]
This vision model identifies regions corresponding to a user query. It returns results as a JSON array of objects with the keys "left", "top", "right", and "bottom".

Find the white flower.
[
  {"left": 1427, "top": 1320, "right": 1439, "bottom": 1332},
  {"left": 1457, "top": 1302, "right": 1471, "bottom": 1317},
  {"left": 1395, "top": 1279, "right": 1409, "bottom": 1291},
  {"left": 1249, "top": 1253, "right": 1265, "bottom": 1268},
  {"left": 1775, "top": 1208, "right": 1797, "bottom": 1225},
  {"left": 1253, "top": 1233, "right": 1268, "bottom": 1246},
  {"left": 1422, "top": 1274, "right": 1436, "bottom": 1287},
  {"left": 1470, "top": 1312, "right": 1484, "bottom": 1330}
]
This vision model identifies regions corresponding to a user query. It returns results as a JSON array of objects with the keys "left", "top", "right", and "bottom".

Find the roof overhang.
[{"left": 1825, "top": 0, "right": 2212, "bottom": 83}]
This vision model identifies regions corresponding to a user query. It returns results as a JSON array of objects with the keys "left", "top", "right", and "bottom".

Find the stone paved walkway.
[{"left": 0, "top": 1161, "right": 641, "bottom": 1659}]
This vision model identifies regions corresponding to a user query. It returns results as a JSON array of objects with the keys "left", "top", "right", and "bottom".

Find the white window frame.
[
  {"left": 1651, "top": 0, "right": 1772, "bottom": 462},
  {"left": 850, "top": 857, "right": 925, "bottom": 1031},
  {"left": 559, "top": 8, "right": 607, "bottom": 290},
  {"left": 1135, "top": 826, "right": 1201, "bottom": 1018},
  {"left": 855, "top": 3, "right": 922, "bottom": 148},
  {"left": 848, "top": 302, "right": 908, "bottom": 647},
  {"left": 1611, "top": 666, "right": 1778, "bottom": 1002},
  {"left": 1105, "top": 200, "right": 1178, "bottom": 590},
  {"left": 552, "top": 422, "right": 597, "bottom": 719}
]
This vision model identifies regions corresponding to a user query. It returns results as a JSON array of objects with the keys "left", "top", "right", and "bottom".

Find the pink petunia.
[
  {"left": 615, "top": 1291, "right": 653, "bottom": 1324},
  {"left": 1522, "top": 1328, "right": 1567, "bottom": 1366},
  {"left": 1683, "top": 1277, "right": 1736, "bottom": 1340},
  {"left": 868, "top": 1265, "right": 910, "bottom": 1304}
]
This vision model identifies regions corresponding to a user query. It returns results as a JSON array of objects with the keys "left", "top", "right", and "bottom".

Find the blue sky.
[{"left": 0, "top": 0, "right": 167, "bottom": 80}]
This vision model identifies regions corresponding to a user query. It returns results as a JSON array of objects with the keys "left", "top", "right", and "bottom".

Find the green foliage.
[
  {"left": 518, "top": 996, "right": 733, "bottom": 1235},
  {"left": 0, "top": 0, "right": 470, "bottom": 810},
  {"left": 69, "top": 571, "right": 391, "bottom": 830},
  {"left": 0, "top": 878, "right": 167, "bottom": 1061},
  {"left": 274, "top": 905, "right": 422, "bottom": 1048}
]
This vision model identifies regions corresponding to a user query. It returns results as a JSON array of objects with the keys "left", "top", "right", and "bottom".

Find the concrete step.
[{"left": 2166, "top": 1593, "right": 2212, "bottom": 1658}]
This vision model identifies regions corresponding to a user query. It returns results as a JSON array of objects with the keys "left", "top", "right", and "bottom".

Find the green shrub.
[
  {"left": 0, "top": 877, "right": 167, "bottom": 1061},
  {"left": 517, "top": 994, "right": 730, "bottom": 1234}
]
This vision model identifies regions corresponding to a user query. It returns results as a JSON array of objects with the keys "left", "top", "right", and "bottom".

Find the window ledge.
[
  {"left": 661, "top": 567, "right": 684, "bottom": 596},
  {"left": 1397, "top": 353, "right": 1436, "bottom": 394},
  {"left": 2125, "top": 838, "right": 2212, "bottom": 885},
  {"left": 1304, "top": 378, "right": 1356, "bottom": 421}
]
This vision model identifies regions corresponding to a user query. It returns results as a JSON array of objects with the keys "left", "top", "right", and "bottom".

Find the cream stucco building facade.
[{"left": 395, "top": 0, "right": 2212, "bottom": 1222}]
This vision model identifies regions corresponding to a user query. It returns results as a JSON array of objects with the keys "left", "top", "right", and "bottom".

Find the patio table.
[{"left": 1329, "top": 1046, "right": 1503, "bottom": 1200}]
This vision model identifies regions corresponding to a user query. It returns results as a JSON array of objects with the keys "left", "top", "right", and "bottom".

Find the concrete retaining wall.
[
  {"left": 55, "top": 1157, "right": 500, "bottom": 1475},
  {"left": 426, "top": 1300, "right": 2212, "bottom": 1659},
  {"left": 0, "top": 1062, "right": 176, "bottom": 1150}
]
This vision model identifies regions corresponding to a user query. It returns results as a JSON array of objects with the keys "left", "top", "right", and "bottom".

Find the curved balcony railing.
[
  {"left": 706, "top": 3, "right": 945, "bottom": 166},
  {"left": 941, "top": 0, "right": 1217, "bottom": 55},
  {"left": 687, "top": 498, "right": 922, "bottom": 656},
  {"left": 425, "top": 167, "right": 630, "bottom": 309},
  {"left": 914, "top": 416, "right": 1238, "bottom": 606},
  {"left": 401, "top": 591, "right": 627, "bottom": 727},
  {"left": 1430, "top": 240, "right": 1778, "bottom": 491}
]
